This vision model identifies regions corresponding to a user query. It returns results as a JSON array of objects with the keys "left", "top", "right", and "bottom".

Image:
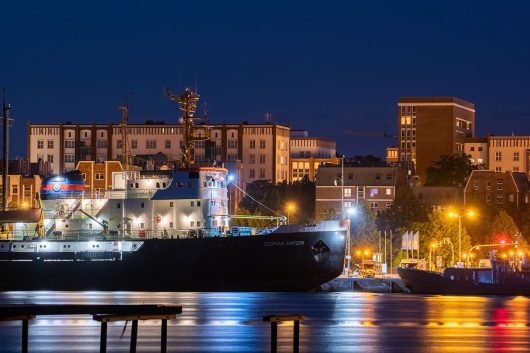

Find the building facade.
[
  {"left": 398, "top": 97, "right": 475, "bottom": 184},
  {"left": 28, "top": 122, "right": 291, "bottom": 189},
  {"left": 0, "top": 174, "right": 42, "bottom": 209},
  {"left": 464, "top": 137, "right": 488, "bottom": 168},
  {"left": 464, "top": 170, "right": 529, "bottom": 210},
  {"left": 289, "top": 134, "right": 338, "bottom": 182},
  {"left": 315, "top": 166, "right": 405, "bottom": 213}
]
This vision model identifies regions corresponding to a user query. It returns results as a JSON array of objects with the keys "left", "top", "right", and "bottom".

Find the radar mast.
[{"left": 166, "top": 88, "right": 209, "bottom": 168}]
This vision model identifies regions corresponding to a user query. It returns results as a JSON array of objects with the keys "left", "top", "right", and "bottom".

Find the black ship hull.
[
  {"left": 0, "top": 230, "right": 345, "bottom": 292},
  {"left": 397, "top": 267, "right": 530, "bottom": 296}
]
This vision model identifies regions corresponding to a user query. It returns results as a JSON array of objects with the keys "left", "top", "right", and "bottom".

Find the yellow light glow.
[
  {"left": 470, "top": 253, "right": 475, "bottom": 259},
  {"left": 356, "top": 250, "right": 361, "bottom": 256},
  {"left": 364, "top": 250, "right": 370, "bottom": 256},
  {"left": 467, "top": 210, "right": 475, "bottom": 217},
  {"left": 462, "top": 253, "right": 467, "bottom": 259},
  {"left": 502, "top": 253, "right": 508, "bottom": 258},
  {"left": 431, "top": 243, "right": 437, "bottom": 248},
  {"left": 518, "top": 251, "right": 524, "bottom": 257},
  {"left": 509, "top": 251, "right": 515, "bottom": 256}
]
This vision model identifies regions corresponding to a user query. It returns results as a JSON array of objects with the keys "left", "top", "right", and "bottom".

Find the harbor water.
[{"left": 1, "top": 291, "right": 529, "bottom": 352}]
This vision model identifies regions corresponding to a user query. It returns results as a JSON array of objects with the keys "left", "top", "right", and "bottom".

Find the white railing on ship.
[
  {"left": 43, "top": 189, "right": 158, "bottom": 200},
  {"left": 1, "top": 228, "right": 224, "bottom": 241}
]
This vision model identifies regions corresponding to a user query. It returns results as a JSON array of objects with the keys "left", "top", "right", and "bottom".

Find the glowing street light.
[
  {"left": 344, "top": 206, "right": 358, "bottom": 276},
  {"left": 448, "top": 208, "right": 476, "bottom": 264},
  {"left": 286, "top": 203, "right": 295, "bottom": 225}
]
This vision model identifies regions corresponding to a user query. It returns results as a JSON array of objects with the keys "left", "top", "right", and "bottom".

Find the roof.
[
  {"left": 398, "top": 96, "right": 474, "bottom": 109},
  {"left": 316, "top": 167, "right": 397, "bottom": 187}
]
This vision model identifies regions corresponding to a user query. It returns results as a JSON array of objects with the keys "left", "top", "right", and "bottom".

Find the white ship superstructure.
[{"left": 39, "top": 167, "right": 229, "bottom": 239}]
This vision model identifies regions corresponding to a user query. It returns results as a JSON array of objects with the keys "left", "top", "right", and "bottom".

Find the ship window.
[
  {"left": 63, "top": 245, "right": 66, "bottom": 248},
  {"left": 197, "top": 201, "right": 201, "bottom": 207},
  {"left": 177, "top": 182, "right": 184, "bottom": 188},
  {"left": 140, "top": 223, "right": 145, "bottom": 229},
  {"left": 140, "top": 203, "right": 144, "bottom": 208},
  {"left": 191, "top": 201, "right": 195, "bottom": 207},
  {"left": 13, "top": 245, "right": 16, "bottom": 248},
  {"left": 156, "top": 182, "right": 160, "bottom": 188},
  {"left": 21, "top": 245, "right": 24, "bottom": 248},
  {"left": 187, "top": 181, "right": 192, "bottom": 188},
  {"left": 169, "top": 222, "right": 174, "bottom": 228},
  {"left": 197, "top": 221, "right": 201, "bottom": 227},
  {"left": 117, "top": 203, "right": 121, "bottom": 208},
  {"left": 190, "top": 221, "right": 195, "bottom": 227},
  {"left": 203, "top": 182, "right": 207, "bottom": 187},
  {"left": 163, "top": 183, "right": 167, "bottom": 188},
  {"left": 135, "top": 183, "right": 139, "bottom": 188},
  {"left": 170, "top": 202, "right": 174, "bottom": 207}
]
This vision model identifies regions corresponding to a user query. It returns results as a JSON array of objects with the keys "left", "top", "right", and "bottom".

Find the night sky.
[{"left": 2, "top": 1, "right": 530, "bottom": 159}]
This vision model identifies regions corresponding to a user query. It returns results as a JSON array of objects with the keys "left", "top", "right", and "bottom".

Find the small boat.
[{"left": 397, "top": 259, "right": 530, "bottom": 296}]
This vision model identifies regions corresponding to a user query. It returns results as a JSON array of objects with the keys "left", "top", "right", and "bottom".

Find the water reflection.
[{"left": 1, "top": 292, "right": 530, "bottom": 352}]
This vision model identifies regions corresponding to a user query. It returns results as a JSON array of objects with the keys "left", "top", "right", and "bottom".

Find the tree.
[
  {"left": 238, "top": 176, "right": 316, "bottom": 223},
  {"left": 376, "top": 186, "right": 428, "bottom": 231},
  {"left": 350, "top": 203, "right": 380, "bottom": 263},
  {"left": 425, "top": 154, "right": 474, "bottom": 187},
  {"left": 413, "top": 210, "right": 472, "bottom": 267},
  {"left": 488, "top": 210, "right": 519, "bottom": 244},
  {"left": 313, "top": 206, "right": 338, "bottom": 223}
]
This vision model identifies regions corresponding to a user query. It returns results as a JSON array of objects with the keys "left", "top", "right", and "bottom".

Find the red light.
[{"left": 500, "top": 240, "right": 506, "bottom": 245}]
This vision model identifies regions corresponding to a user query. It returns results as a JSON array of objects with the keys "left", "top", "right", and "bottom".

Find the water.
[{"left": 1, "top": 292, "right": 529, "bottom": 352}]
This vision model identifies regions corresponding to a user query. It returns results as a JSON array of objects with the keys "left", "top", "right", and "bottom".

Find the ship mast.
[
  {"left": 166, "top": 88, "right": 209, "bottom": 168},
  {"left": 118, "top": 98, "right": 130, "bottom": 171},
  {"left": 2, "top": 87, "right": 10, "bottom": 212}
]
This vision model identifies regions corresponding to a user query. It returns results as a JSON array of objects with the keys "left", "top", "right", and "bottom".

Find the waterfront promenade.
[{"left": 1, "top": 291, "right": 529, "bottom": 352}]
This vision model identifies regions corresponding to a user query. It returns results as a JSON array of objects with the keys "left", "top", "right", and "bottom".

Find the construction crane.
[{"left": 342, "top": 125, "right": 397, "bottom": 139}]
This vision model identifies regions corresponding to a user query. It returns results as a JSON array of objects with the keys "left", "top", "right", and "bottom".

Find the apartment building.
[
  {"left": 315, "top": 166, "right": 406, "bottom": 212},
  {"left": 398, "top": 97, "right": 475, "bottom": 183},
  {"left": 0, "top": 174, "right": 42, "bottom": 209},
  {"left": 28, "top": 122, "right": 291, "bottom": 188},
  {"left": 464, "top": 137, "right": 488, "bottom": 168},
  {"left": 289, "top": 131, "right": 338, "bottom": 181},
  {"left": 464, "top": 170, "right": 529, "bottom": 210}
]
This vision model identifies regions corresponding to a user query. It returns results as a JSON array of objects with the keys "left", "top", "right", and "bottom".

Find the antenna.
[
  {"left": 2, "top": 87, "right": 11, "bottom": 211},
  {"left": 118, "top": 96, "right": 130, "bottom": 171}
]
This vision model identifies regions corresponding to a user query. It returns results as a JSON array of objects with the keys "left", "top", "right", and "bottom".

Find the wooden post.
[
  {"left": 22, "top": 319, "right": 29, "bottom": 353},
  {"left": 270, "top": 321, "right": 278, "bottom": 353},
  {"left": 293, "top": 320, "right": 300, "bottom": 353},
  {"left": 161, "top": 319, "right": 168, "bottom": 353},
  {"left": 100, "top": 321, "right": 107, "bottom": 353},
  {"left": 263, "top": 315, "right": 305, "bottom": 353},
  {"left": 130, "top": 320, "right": 138, "bottom": 353}
]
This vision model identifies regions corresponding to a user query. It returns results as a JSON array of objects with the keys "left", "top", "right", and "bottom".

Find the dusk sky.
[{"left": 2, "top": 1, "right": 530, "bottom": 159}]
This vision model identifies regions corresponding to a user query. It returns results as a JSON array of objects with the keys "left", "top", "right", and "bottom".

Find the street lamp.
[
  {"left": 286, "top": 204, "right": 295, "bottom": 224},
  {"left": 448, "top": 209, "right": 476, "bottom": 264},
  {"left": 343, "top": 206, "right": 358, "bottom": 276},
  {"left": 429, "top": 243, "right": 437, "bottom": 271}
]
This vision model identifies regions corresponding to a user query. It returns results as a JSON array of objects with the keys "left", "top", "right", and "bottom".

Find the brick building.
[{"left": 398, "top": 97, "right": 475, "bottom": 184}]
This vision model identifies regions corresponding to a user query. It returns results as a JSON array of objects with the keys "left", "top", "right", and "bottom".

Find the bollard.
[{"left": 263, "top": 315, "right": 306, "bottom": 353}]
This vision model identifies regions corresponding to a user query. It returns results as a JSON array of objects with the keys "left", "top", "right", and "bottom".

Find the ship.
[
  {"left": 0, "top": 88, "right": 347, "bottom": 291},
  {"left": 397, "top": 259, "right": 530, "bottom": 295}
]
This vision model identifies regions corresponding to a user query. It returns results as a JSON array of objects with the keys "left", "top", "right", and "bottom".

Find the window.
[
  {"left": 370, "top": 188, "right": 379, "bottom": 197},
  {"left": 96, "top": 140, "right": 108, "bottom": 149},
  {"left": 249, "top": 154, "right": 256, "bottom": 164},
  {"left": 259, "top": 169, "right": 266, "bottom": 178},
  {"left": 131, "top": 140, "right": 138, "bottom": 149},
  {"left": 497, "top": 180, "right": 503, "bottom": 190},
  {"left": 228, "top": 140, "right": 238, "bottom": 149},
  {"left": 249, "top": 140, "right": 256, "bottom": 149},
  {"left": 197, "top": 201, "right": 201, "bottom": 207},
  {"left": 146, "top": 140, "right": 156, "bottom": 149},
  {"left": 514, "top": 166, "right": 520, "bottom": 172},
  {"left": 509, "top": 194, "right": 515, "bottom": 202},
  {"left": 37, "top": 140, "right": 44, "bottom": 149},
  {"left": 344, "top": 201, "right": 352, "bottom": 208},
  {"left": 344, "top": 188, "right": 352, "bottom": 197},
  {"left": 495, "top": 166, "right": 502, "bottom": 172},
  {"left": 259, "top": 154, "right": 266, "bottom": 164},
  {"left": 95, "top": 173, "right": 104, "bottom": 180},
  {"left": 190, "top": 221, "right": 195, "bottom": 227},
  {"left": 47, "top": 140, "right": 54, "bottom": 149},
  {"left": 385, "top": 188, "right": 392, "bottom": 196},
  {"left": 165, "top": 140, "right": 171, "bottom": 149},
  {"left": 259, "top": 140, "right": 266, "bottom": 149},
  {"left": 486, "top": 181, "right": 491, "bottom": 190},
  {"left": 64, "top": 154, "right": 75, "bottom": 163},
  {"left": 12, "top": 185, "right": 18, "bottom": 194},
  {"left": 486, "top": 194, "right": 491, "bottom": 202},
  {"left": 197, "top": 221, "right": 201, "bottom": 228},
  {"left": 64, "top": 140, "right": 75, "bottom": 149},
  {"left": 514, "top": 152, "right": 520, "bottom": 161},
  {"left": 478, "top": 146, "right": 483, "bottom": 151},
  {"left": 47, "top": 155, "right": 54, "bottom": 163},
  {"left": 473, "top": 181, "right": 479, "bottom": 190},
  {"left": 370, "top": 202, "right": 379, "bottom": 209},
  {"left": 495, "top": 152, "right": 502, "bottom": 161},
  {"left": 249, "top": 169, "right": 255, "bottom": 178},
  {"left": 117, "top": 140, "right": 123, "bottom": 149},
  {"left": 191, "top": 201, "right": 195, "bottom": 207},
  {"left": 470, "top": 147, "right": 475, "bottom": 151},
  {"left": 169, "top": 201, "right": 174, "bottom": 207},
  {"left": 140, "top": 202, "right": 145, "bottom": 208}
]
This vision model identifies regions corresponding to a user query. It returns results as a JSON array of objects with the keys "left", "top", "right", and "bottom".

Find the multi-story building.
[
  {"left": 464, "top": 170, "right": 529, "bottom": 210},
  {"left": 28, "top": 122, "right": 291, "bottom": 189},
  {"left": 398, "top": 97, "right": 475, "bottom": 184},
  {"left": 315, "top": 166, "right": 406, "bottom": 213},
  {"left": 0, "top": 174, "right": 42, "bottom": 209},
  {"left": 464, "top": 137, "right": 488, "bottom": 168},
  {"left": 76, "top": 160, "right": 124, "bottom": 192},
  {"left": 484, "top": 136, "right": 530, "bottom": 175},
  {"left": 289, "top": 131, "right": 338, "bottom": 182}
]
